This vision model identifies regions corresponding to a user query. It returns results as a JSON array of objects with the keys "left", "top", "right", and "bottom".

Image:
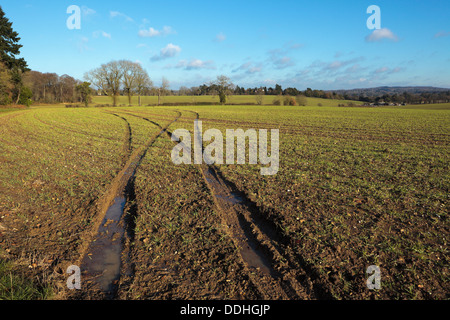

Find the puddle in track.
[
  {"left": 202, "top": 167, "right": 275, "bottom": 277},
  {"left": 80, "top": 196, "right": 127, "bottom": 294},
  {"left": 78, "top": 113, "right": 181, "bottom": 298},
  {"left": 79, "top": 155, "right": 141, "bottom": 296},
  {"left": 214, "top": 193, "right": 244, "bottom": 205}
]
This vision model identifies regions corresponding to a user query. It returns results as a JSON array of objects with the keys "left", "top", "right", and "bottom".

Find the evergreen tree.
[
  {"left": 0, "top": 6, "right": 28, "bottom": 71},
  {"left": 274, "top": 84, "right": 283, "bottom": 95},
  {"left": 76, "top": 82, "right": 92, "bottom": 107},
  {"left": 214, "top": 75, "right": 234, "bottom": 105},
  {"left": 0, "top": 6, "right": 29, "bottom": 104}
]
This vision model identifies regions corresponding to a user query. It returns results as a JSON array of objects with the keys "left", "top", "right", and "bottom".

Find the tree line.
[
  {"left": 344, "top": 91, "right": 450, "bottom": 105},
  {"left": 178, "top": 84, "right": 336, "bottom": 99},
  {"left": 176, "top": 83, "right": 450, "bottom": 105}
]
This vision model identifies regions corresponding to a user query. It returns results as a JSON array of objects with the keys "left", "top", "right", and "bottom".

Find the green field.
[
  {"left": 0, "top": 101, "right": 448, "bottom": 300},
  {"left": 90, "top": 95, "right": 363, "bottom": 107}
]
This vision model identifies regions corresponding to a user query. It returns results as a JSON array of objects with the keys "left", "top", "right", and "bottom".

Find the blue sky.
[{"left": 1, "top": 0, "right": 449, "bottom": 90}]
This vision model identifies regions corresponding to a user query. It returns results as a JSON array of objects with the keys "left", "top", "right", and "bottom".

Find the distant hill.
[{"left": 328, "top": 86, "right": 450, "bottom": 97}]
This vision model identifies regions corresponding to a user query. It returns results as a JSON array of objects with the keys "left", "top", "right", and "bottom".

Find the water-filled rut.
[
  {"left": 80, "top": 196, "right": 126, "bottom": 293},
  {"left": 77, "top": 111, "right": 180, "bottom": 298}
]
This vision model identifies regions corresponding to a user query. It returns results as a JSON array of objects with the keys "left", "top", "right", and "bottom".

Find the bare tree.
[
  {"left": 255, "top": 89, "right": 264, "bottom": 105},
  {"left": 59, "top": 74, "right": 77, "bottom": 103},
  {"left": 134, "top": 65, "right": 152, "bottom": 106},
  {"left": 214, "top": 75, "right": 234, "bottom": 105},
  {"left": 295, "top": 95, "right": 307, "bottom": 106},
  {"left": 190, "top": 86, "right": 200, "bottom": 96},
  {"left": 42, "top": 73, "right": 58, "bottom": 103},
  {"left": 157, "top": 77, "right": 170, "bottom": 105},
  {"left": 178, "top": 86, "right": 190, "bottom": 96},
  {"left": 84, "top": 60, "right": 123, "bottom": 106},
  {"left": 119, "top": 60, "right": 136, "bottom": 105},
  {"left": 119, "top": 60, "right": 146, "bottom": 106}
]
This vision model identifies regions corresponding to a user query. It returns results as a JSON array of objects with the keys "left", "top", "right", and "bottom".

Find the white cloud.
[
  {"left": 110, "top": 11, "right": 134, "bottom": 22},
  {"left": 365, "top": 28, "right": 399, "bottom": 42},
  {"left": 139, "top": 27, "right": 160, "bottom": 37},
  {"left": 151, "top": 43, "right": 181, "bottom": 61},
  {"left": 161, "top": 43, "right": 181, "bottom": 57},
  {"left": 138, "top": 26, "right": 175, "bottom": 38}
]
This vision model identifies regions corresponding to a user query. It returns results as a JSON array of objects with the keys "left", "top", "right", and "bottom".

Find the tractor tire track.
[
  {"left": 72, "top": 111, "right": 181, "bottom": 299},
  {"left": 102, "top": 112, "right": 133, "bottom": 165},
  {"left": 166, "top": 110, "right": 317, "bottom": 300},
  {"left": 101, "top": 109, "right": 331, "bottom": 300}
]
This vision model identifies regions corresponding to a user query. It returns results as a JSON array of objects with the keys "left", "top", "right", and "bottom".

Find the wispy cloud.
[
  {"left": 151, "top": 43, "right": 181, "bottom": 61},
  {"left": 344, "top": 64, "right": 365, "bottom": 74},
  {"left": 176, "top": 59, "right": 216, "bottom": 70},
  {"left": 374, "top": 66, "right": 404, "bottom": 74},
  {"left": 110, "top": 11, "right": 134, "bottom": 22},
  {"left": 268, "top": 42, "right": 303, "bottom": 57},
  {"left": 232, "top": 61, "right": 263, "bottom": 74},
  {"left": 434, "top": 31, "right": 450, "bottom": 38},
  {"left": 306, "top": 57, "right": 365, "bottom": 74},
  {"left": 365, "top": 28, "right": 399, "bottom": 42},
  {"left": 294, "top": 56, "right": 370, "bottom": 88},
  {"left": 267, "top": 42, "right": 303, "bottom": 69},
  {"left": 214, "top": 32, "right": 226, "bottom": 42},
  {"left": 273, "top": 57, "right": 295, "bottom": 69},
  {"left": 81, "top": 6, "right": 96, "bottom": 16},
  {"left": 93, "top": 30, "right": 111, "bottom": 39},
  {"left": 139, "top": 26, "right": 175, "bottom": 38},
  {"left": 375, "top": 66, "right": 389, "bottom": 74},
  {"left": 77, "top": 36, "right": 90, "bottom": 53}
]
